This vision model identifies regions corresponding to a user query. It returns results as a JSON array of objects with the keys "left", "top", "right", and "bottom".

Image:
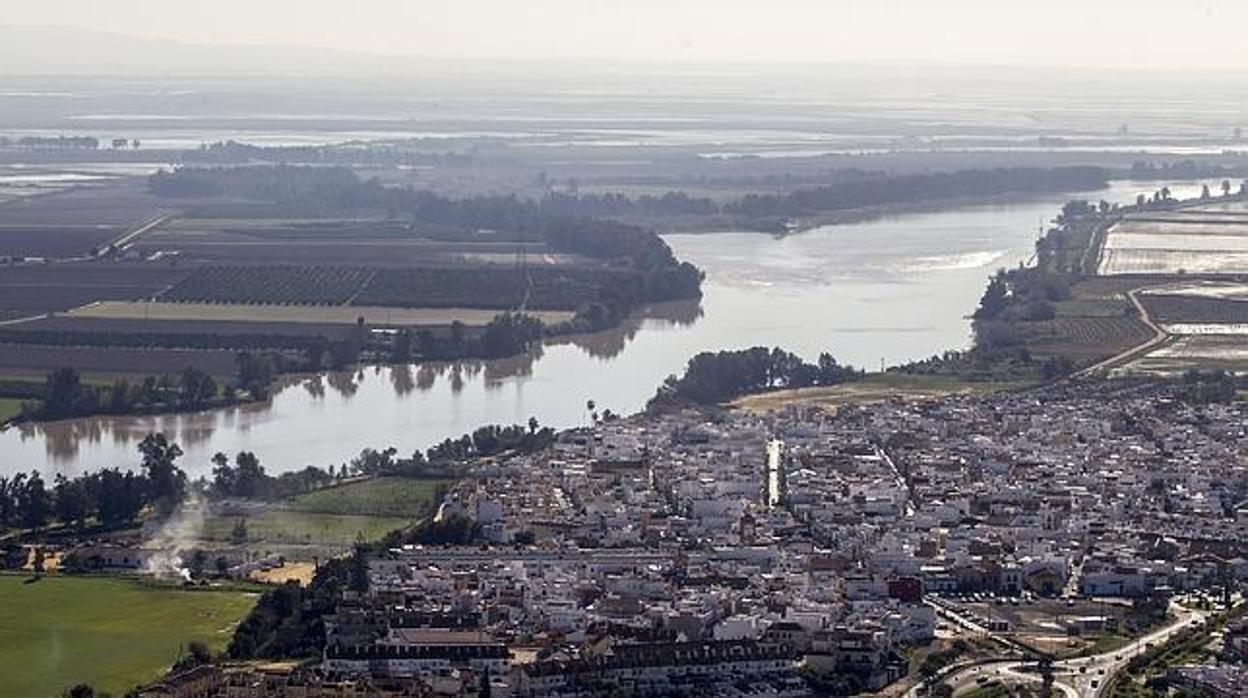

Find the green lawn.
[
  {"left": 285, "top": 477, "right": 451, "bottom": 517},
  {"left": 0, "top": 574, "right": 257, "bottom": 697},
  {"left": 0, "top": 397, "right": 24, "bottom": 423}
]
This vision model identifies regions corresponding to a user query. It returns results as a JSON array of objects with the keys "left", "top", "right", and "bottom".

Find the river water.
[{"left": 0, "top": 180, "right": 1219, "bottom": 478}]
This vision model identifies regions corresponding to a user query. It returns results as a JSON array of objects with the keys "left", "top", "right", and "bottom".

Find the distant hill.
[{"left": 0, "top": 24, "right": 417, "bottom": 76}]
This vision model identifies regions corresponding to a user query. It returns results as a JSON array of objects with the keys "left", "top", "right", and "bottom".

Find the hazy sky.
[{"left": 6, "top": 0, "right": 1248, "bottom": 69}]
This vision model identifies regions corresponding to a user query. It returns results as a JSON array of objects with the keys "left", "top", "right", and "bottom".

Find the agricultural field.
[
  {"left": 160, "top": 265, "right": 376, "bottom": 305},
  {"left": 1119, "top": 336, "right": 1248, "bottom": 375},
  {"left": 69, "top": 300, "right": 573, "bottom": 326},
  {"left": 133, "top": 216, "right": 569, "bottom": 268},
  {"left": 2, "top": 314, "right": 365, "bottom": 339},
  {"left": 1026, "top": 316, "right": 1154, "bottom": 363},
  {"left": 0, "top": 263, "right": 189, "bottom": 318},
  {"left": 0, "top": 178, "right": 170, "bottom": 259},
  {"left": 0, "top": 574, "right": 256, "bottom": 696},
  {"left": 1097, "top": 205, "right": 1248, "bottom": 275},
  {"left": 0, "top": 343, "right": 240, "bottom": 380}
]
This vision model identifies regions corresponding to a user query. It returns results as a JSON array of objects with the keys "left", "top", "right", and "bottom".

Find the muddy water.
[{"left": 0, "top": 180, "right": 1218, "bottom": 478}]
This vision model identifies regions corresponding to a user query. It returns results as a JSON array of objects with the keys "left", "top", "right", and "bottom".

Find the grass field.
[
  {"left": 0, "top": 574, "right": 257, "bottom": 697},
  {"left": 0, "top": 397, "right": 23, "bottom": 422},
  {"left": 201, "top": 509, "right": 412, "bottom": 550},
  {"left": 286, "top": 477, "right": 450, "bottom": 517},
  {"left": 198, "top": 477, "right": 450, "bottom": 558},
  {"left": 70, "top": 300, "right": 573, "bottom": 326}
]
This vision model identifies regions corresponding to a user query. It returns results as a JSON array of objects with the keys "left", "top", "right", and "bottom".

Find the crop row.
[{"left": 160, "top": 265, "right": 375, "bottom": 305}]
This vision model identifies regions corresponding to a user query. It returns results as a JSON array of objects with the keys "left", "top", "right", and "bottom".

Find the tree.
[
  {"left": 19, "top": 472, "right": 51, "bottom": 530},
  {"left": 1039, "top": 657, "right": 1054, "bottom": 696},
  {"left": 1222, "top": 179, "right": 1233, "bottom": 197},
  {"left": 138, "top": 434, "right": 186, "bottom": 517},
  {"left": 189, "top": 549, "right": 207, "bottom": 580},
  {"left": 1201, "top": 184, "right": 1212, "bottom": 200},
  {"left": 53, "top": 474, "right": 89, "bottom": 529},
  {"left": 974, "top": 271, "right": 1010, "bottom": 320},
  {"left": 44, "top": 367, "right": 90, "bottom": 418},
  {"left": 173, "top": 640, "right": 213, "bottom": 671},
  {"left": 528, "top": 416, "right": 539, "bottom": 434},
  {"left": 63, "top": 684, "right": 96, "bottom": 698},
  {"left": 32, "top": 546, "right": 46, "bottom": 578},
  {"left": 179, "top": 367, "right": 217, "bottom": 407}
]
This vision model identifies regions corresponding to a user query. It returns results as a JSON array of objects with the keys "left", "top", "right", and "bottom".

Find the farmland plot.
[
  {"left": 160, "top": 265, "right": 375, "bottom": 305},
  {"left": 0, "top": 178, "right": 169, "bottom": 258},
  {"left": 0, "top": 263, "right": 189, "bottom": 317},
  {"left": 1097, "top": 205, "right": 1248, "bottom": 275},
  {"left": 1120, "top": 335, "right": 1248, "bottom": 375}
]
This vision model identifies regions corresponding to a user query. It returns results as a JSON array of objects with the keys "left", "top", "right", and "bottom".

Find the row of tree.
[
  {"left": 30, "top": 366, "right": 223, "bottom": 422},
  {"left": 723, "top": 167, "right": 1109, "bottom": 220}
]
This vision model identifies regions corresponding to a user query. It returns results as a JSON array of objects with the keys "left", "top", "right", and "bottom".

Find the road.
[
  {"left": 1072, "top": 285, "right": 1169, "bottom": 380},
  {"left": 94, "top": 212, "right": 172, "bottom": 257},
  {"left": 912, "top": 601, "right": 1209, "bottom": 697}
]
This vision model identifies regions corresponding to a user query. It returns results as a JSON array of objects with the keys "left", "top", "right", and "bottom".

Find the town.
[{"left": 129, "top": 376, "right": 1248, "bottom": 697}]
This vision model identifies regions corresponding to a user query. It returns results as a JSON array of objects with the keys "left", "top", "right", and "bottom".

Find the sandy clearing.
[{"left": 68, "top": 300, "right": 574, "bottom": 326}]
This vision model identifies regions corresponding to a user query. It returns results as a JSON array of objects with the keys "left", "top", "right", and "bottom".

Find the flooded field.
[{"left": 1099, "top": 197, "right": 1248, "bottom": 275}]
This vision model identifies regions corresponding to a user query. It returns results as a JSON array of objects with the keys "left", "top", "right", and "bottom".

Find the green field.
[
  {"left": 0, "top": 575, "right": 257, "bottom": 697},
  {"left": 285, "top": 477, "right": 450, "bottom": 517},
  {"left": 198, "top": 476, "right": 451, "bottom": 558},
  {"left": 202, "top": 509, "right": 411, "bottom": 550},
  {"left": 0, "top": 397, "right": 23, "bottom": 422}
]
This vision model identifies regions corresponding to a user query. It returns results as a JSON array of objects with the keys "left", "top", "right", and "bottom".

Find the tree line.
[
  {"left": 28, "top": 366, "right": 224, "bottom": 422},
  {"left": 648, "top": 346, "right": 864, "bottom": 409},
  {"left": 0, "top": 434, "right": 186, "bottom": 533}
]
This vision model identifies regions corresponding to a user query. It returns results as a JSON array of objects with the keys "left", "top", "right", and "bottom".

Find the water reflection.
[
  {"left": 557, "top": 299, "right": 704, "bottom": 360},
  {"left": 390, "top": 364, "right": 414, "bottom": 395}
]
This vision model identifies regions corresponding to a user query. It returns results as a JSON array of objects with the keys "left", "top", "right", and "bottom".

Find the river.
[{"left": 0, "top": 180, "right": 1220, "bottom": 478}]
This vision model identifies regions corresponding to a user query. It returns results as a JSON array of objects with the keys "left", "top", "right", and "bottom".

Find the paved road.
[{"left": 914, "top": 601, "right": 1209, "bottom": 697}]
